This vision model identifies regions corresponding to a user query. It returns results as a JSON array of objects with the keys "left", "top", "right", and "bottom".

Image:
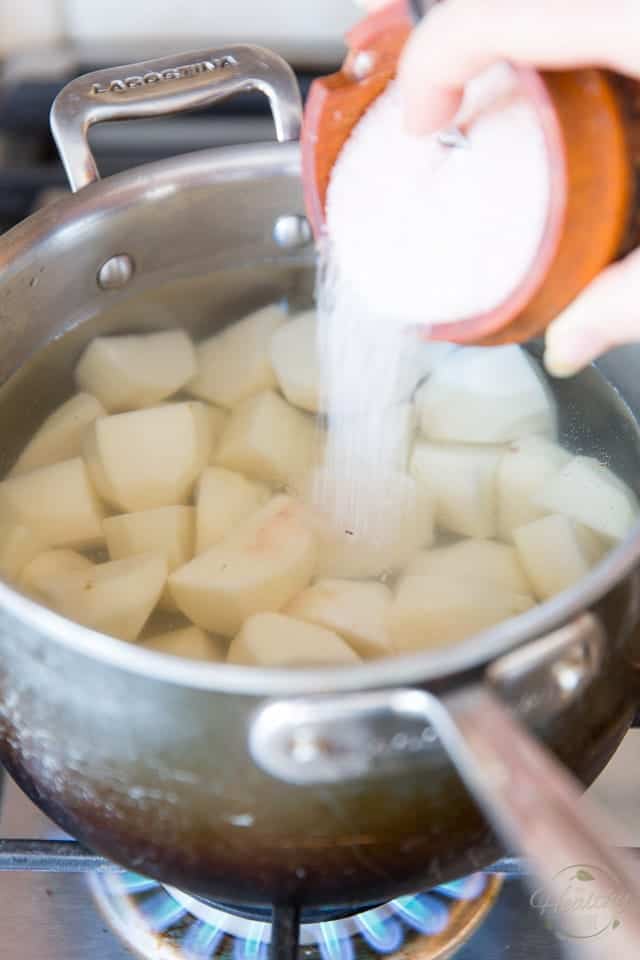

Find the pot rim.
[{"left": 1, "top": 140, "right": 639, "bottom": 697}]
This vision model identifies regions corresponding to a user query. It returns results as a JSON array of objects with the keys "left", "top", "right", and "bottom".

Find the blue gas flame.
[
  {"left": 355, "top": 909, "right": 404, "bottom": 954},
  {"left": 183, "top": 919, "right": 225, "bottom": 958},
  {"left": 98, "top": 869, "right": 490, "bottom": 958},
  {"left": 390, "top": 893, "right": 450, "bottom": 935},
  {"left": 318, "top": 921, "right": 355, "bottom": 960},
  {"left": 121, "top": 871, "right": 160, "bottom": 895},
  {"left": 139, "top": 890, "right": 187, "bottom": 932},
  {"left": 438, "top": 874, "right": 487, "bottom": 902},
  {"left": 233, "top": 921, "right": 268, "bottom": 960}
]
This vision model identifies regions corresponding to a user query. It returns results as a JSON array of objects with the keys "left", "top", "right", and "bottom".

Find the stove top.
[{"left": 3, "top": 731, "right": 640, "bottom": 960}]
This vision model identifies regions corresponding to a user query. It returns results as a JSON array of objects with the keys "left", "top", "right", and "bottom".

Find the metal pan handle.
[
  {"left": 250, "top": 614, "right": 640, "bottom": 958},
  {"left": 50, "top": 44, "right": 302, "bottom": 192},
  {"left": 441, "top": 685, "right": 640, "bottom": 959}
]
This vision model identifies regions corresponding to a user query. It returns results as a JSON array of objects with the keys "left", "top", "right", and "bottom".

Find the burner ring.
[{"left": 90, "top": 870, "right": 503, "bottom": 960}]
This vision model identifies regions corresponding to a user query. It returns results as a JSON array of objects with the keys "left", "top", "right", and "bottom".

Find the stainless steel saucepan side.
[{"left": 0, "top": 47, "right": 639, "bottom": 955}]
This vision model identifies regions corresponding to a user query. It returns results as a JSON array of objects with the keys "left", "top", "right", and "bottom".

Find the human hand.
[{"left": 360, "top": 0, "right": 640, "bottom": 375}]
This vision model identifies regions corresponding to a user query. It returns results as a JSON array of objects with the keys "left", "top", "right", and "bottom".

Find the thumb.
[{"left": 544, "top": 248, "right": 640, "bottom": 377}]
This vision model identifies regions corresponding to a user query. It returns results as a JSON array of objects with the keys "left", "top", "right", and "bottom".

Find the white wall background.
[
  {"left": 0, "top": 0, "right": 63, "bottom": 53},
  {"left": 1, "top": 0, "right": 362, "bottom": 60}
]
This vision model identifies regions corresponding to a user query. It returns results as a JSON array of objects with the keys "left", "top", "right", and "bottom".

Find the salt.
[
  {"left": 314, "top": 63, "right": 552, "bottom": 549},
  {"left": 325, "top": 64, "right": 551, "bottom": 325},
  {"left": 314, "top": 248, "right": 422, "bottom": 549}
]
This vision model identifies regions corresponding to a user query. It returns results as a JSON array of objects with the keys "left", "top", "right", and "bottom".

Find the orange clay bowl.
[{"left": 301, "top": 0, "right": 636, "bottom": 345}]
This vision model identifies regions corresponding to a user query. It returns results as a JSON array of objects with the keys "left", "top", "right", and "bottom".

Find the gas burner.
[{"left": 89, "top": 870, "right": 502, "bottom": 960}]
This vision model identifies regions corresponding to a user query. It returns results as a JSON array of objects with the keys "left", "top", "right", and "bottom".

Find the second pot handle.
[{"left": 50, "top": 44, "right": 302, "bottom": 192}]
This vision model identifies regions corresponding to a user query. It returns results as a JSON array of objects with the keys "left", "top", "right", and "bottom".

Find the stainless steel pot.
[{"left": 1, "top": 44, "right": 640, "bottom": 953}]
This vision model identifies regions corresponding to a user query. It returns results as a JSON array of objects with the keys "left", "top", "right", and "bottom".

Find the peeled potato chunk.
[
  {"left": 314, "top": 472, "right": 434, "bottom": 578},
  {"left": 10, "top": 393, "right": 105, "bottom": 477},
  {"left": 195, "top": 468, "right": 269, "bottom": 554},
  {"left": 535, "top": 456, "right": 639, "bottom": 542},
  {"left": 390, "top": 574, "right": 534, "bottom": 653},
  {"left": 205, "top": 405, "right": 229, "bottom": 461},
  {"left": 187, "top": 401, "right": 222, "bottom": 472},
  {"left": 513, "top": 514, "right": 600, "bottom": 600},
  {"left": 169, "top": 496, "right": 317, "bottom": 636},
  {"left": 75, "top": 329, "right": 196, "bottom": 412},
  {"left": 497, "top": 437, "right": 571, "bottom": 541},
  {"left": 270, "top": 310, "right": 320, "bottom": 413},
  {"left": 104, "top": 505, "right": 195, "bottom": 610},
  {"left": 21, "top": 549, "right": 93, "bottom": 597},
  {"left": 83, "top": 403, "right": 210, "bottom": 512},
  {"left": 228, "top": 612, "right": 360, "bottom": 667},
  {"left": 215, "top": 389, "right": 316, "bottom": 489},
  {"left": 407, "top": 539, "right": 530, "bottom": 594},
  {"left": 188, "top": 304, "right": 285, "bottom": 408},
  {"left": 0, "top": 458, "right": 104, "bottom": 548},
  {"left": 416, "top": 345, "right": 556, "bottom": 444},
  {"left": 411, "top": 442, "right": 502, "bottom": 539},
  {"left": 286, "top": 579, "right": 393, "bottom": 658},
  {"left": 142, "top": 626, "right": 225, "bottom": 661},
  {"left": 0, "top": 519, "right": 45, "bottom": 582},
  {"left": 39, "top": 552, "right": 167, "bottom": 641}
]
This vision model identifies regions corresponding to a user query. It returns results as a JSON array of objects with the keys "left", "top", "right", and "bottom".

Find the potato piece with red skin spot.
[{"left": 169, "top": 496, "right": 317, "bottom": 637}]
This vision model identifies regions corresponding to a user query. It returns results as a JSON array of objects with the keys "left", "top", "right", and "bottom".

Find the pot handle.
[
  {"left": 50, "top": 44, "right": 302, "bottom": 192},
  {"left": 250, "top": 614, "right": 640, "bottom": 957}
]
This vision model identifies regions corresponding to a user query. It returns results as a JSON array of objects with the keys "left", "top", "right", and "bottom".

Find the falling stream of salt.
[
  {"left": 313, "top": 245, "right": 422, "bottom": 550},
  {"left": 313, "top": 65, "right": 551, "bottom": 546}
]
